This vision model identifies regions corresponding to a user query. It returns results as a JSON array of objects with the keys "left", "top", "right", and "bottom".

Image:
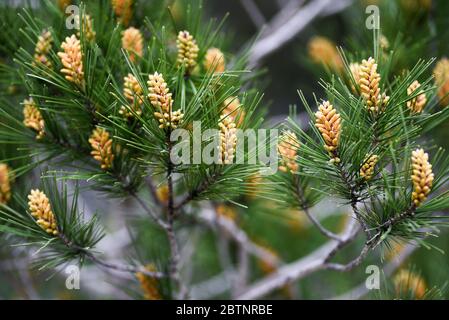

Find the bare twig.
[
  {"left": 248, "top": 0, "right": 352, "bottom": 67},
  {"left": 166, "top": 138, "right": 187, "bottom": 299},
  {"left": 261, "top": 0, "right": 306, "bottom": 37},
  {"left": 294, "top": 176, "right": 343, "bottom": 242},
  {"left": 233, "top": 245, "right": 249, "bottom": 298},
  {"left": 198, "top": 207, "right": 281, "bottom": 266},
  {"left": 131, "top": 192, "right": 168, "bottom": 229},
  {"left": 7, "top": 248, "right": 39, "bottom": 299},
  {"left": 324, "top": 244, "right": 371, "bottom": 271},
  {"left": 304, "top": 208, "right": 344, "bottom": 241},
  {"left": 56, "top": 228, "right": 166, "bottom": 280},
  {"left": 321, "top": 0, "right": 352, "bottom": 16},
  {"left": 336, "top": 162, "right": 371, "bottom": 239},
  {"left": 85, "top": 252, "right": 166, "bottom": 278},
  {"left": 215, "top": 226, "right": 234, "bottom": 272},
  {"left": 332, "top": 244, "right": 417, "bottom": 300},
  {"left": 190, "top": 270, "right": 235, "bottom": 299},
  {"left": 239, "top": 0, "right": 266, "bottom": 28},
  {"left": 248, "top": 0, "right": 332, "bottom": 67},
  {"left": 58, "top": 232, "right": 166, "bottom": 278},
  {"left": 190, "top": 204, "right": 343, "bottom": 299},
  {"left": 236, "top": 217, "right": 361, "bottom": 299}
]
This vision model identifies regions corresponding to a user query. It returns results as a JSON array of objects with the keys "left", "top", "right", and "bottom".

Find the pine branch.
[
  {"left": 294, "top": 175, "right": 343, "bottom": 242},
  {"left": 323, "top": 244, "right": 371, "bottom": 271},
  {"left": 236, "top": 217, "right": 362, "bottom": 299},
  {"left": 166, "top": 136, "right": 186, "bottom": 299},
  {"left": 85, "top": 252, "right": 166, "bottom": 278},
  {"left": 174, "top": 171, "right": 223, "bottom": 211},
  {"left": 58, "top": 233, "right": 165, "bottom": 279},
  {"left": 131, "top": 191, "right": 168, "bottom": 229},
  {"left": 367, "top": 205, "right": 418, "bottom": 246},
  {"left": 337, "top": 162, "right": 372, "bottom": 238}
]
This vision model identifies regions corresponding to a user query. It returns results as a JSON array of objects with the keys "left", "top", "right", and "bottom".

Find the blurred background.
[{"left": 1, "top": 0, "right": 448, "bottom": 299}]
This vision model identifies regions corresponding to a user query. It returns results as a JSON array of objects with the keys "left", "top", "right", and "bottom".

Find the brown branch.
[
  {"left": 131, "top": 191, "right": 168, "bottom": 229},
  {"left": 58, "top": 233, "right": 166, "bottom": 279},
  {"left": 294, "top": 175, "right": 343, "bottom": 242},
  {"left": 84, "top": 251, "right": 166, "bottom": 278},
  {"left": 165, "top": 138, "right": 186, "bottom": 298},
  {"left": 376, "top": 205, "right": 417, "bottom": 231},
  {"left": 366, "top": 205, "right": 419, "bottom": 247},
  {"left": 236, "top": 217, "right": 362, "bottom": 299},
  {"left": 239, "top": 0, "right": 266, "bottom": 28},
  {"left": 323, "top": 244, "right": 371, "bottom": 272},
  {"left": 336, "top": 162, "right": 371, "bottom": 239},
  {"left": 248, "top": 0, "right": 352, "bottom": 67}
]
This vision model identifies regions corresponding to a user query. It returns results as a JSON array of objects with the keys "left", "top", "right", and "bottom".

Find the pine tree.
[{"left": 1, "top": 0, "right": 449, "bottom": 301}]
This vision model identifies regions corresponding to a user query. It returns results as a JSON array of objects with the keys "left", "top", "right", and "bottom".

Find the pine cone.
[
  {"left": 0, "top": 163, "right": 12, "bottom": 205},
  {"left": 153, "top": 110, "right": 184, "bottom": 129},
  {"left": 314, "top": 101, "right": 341, "bottom": 163},
  {"left": 380, "top": 34, "right": 390, "bottom": 50},
  {"left": 433, "top": 57, "right": 449, "bottom": 106},
  {"left": 218, "top": 115, "right": 237, "bottom": 164},
  {"left": 77, "top": 14, "right": 96, "bottom": 42},
  {"left": 394, "top": 269, "right": 427, "bottom": 299},
  {"left": 349, "top": 62, "right": 361, "bottom": 93},
  {"left": 57, "top": 34, "right": 85, "bottom": 88},
  {"left": 278, "top": 130, "right": 300, "bottom": 173},
  {"left": 177, "top": 30, "right": 199, "bottom": 72},
  {"left": 148, "top": 72, "right": 183, "bottom": 129},
  {"left": 23, "top": 98, "right": 45, "bottom": 139},
  {"left": 407, "top": 80, "right": 427, "bottom": 113},
  {"left": 203, "top": 47, "right": 225, "bottom": 73},
  {"left": 136, "top": 264, "right": 161, "bottom": 300},
  {"left": 359, "top": 57, "right": 381, "bottom": 113},
  {"left": 89, "top": 127, "right": 115, "bottom": 170},
  {"left": 28, "top": 189, "right": 58, "bottom": 236},
  {"left": 119, "top": 73, "right": 144, "bottom": 118},
  {"left": 148, "top": 72, "right": 172, "bottom": 113},
  {"left": 57, "top": 0, "right": 71, "bottom": 11},
  {"left": 411, "top": 148, "right": 434, "bottom": 207},
  {"left": 156, "top": 184, "right": 169, "bottom": 203},
  {"left": 360, "top": 154, "right": 379, "bottom": 181},
  {"left": 121, "top": 27, "right": 143, "bottom": 63},
  {"left": 222, "top": 96, "right": 245, "bottom": 127},
  {"left": 307, "top": 36, "right": 343, "bottom": 73},
  {"left": 111, "top": 0, "right": 133, "bottom": 26},
  {"left": 33, "top": 29, "right": 53, "bottom": 69}
]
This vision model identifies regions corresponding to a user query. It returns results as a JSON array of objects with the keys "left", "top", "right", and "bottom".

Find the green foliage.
[
  {"left": 286, "top": 39, "right": 449, "bottom": 249},
  {"left": 1, "top": 0, "right": 449, "bottom": 300},
  {"left": 0, "top": 178, "right": 104, "bottom": 270}
]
